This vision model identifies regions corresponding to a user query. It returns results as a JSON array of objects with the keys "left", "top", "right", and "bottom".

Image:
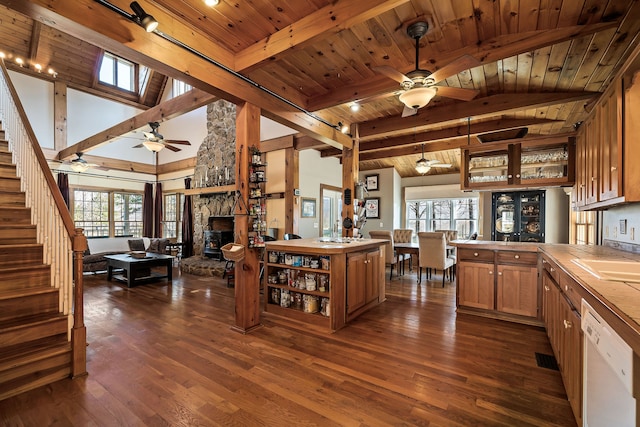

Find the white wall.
[
  {"left": 9, "top": 71, "right": 54, "bottom": 148},
  {"left": 603, "top": 203, "right": 640, "bottom": 245},
  {"left": 298, "top": 149, "right": 342, "bottom": 238}
]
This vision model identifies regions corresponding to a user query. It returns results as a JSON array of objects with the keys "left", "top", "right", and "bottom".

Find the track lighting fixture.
[{"left": 130, "top": 1, "right": 158, "bottom": 32}]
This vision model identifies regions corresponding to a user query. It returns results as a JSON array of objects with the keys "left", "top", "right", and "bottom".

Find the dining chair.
[
  {"left": 417, "top": 231, "right": 455, "bottom": 287},
  {"left": 369, "top": 230, "right": 404, "bottom": 280},
  {"left": 393, "top": 228, "right": 414, "bottom": 271},
  {"left": 435, "top": 229, "right": 458, "bottom": 277}
]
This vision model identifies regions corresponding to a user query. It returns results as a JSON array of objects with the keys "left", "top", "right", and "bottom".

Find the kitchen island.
[{"left": 264, "top": 237, "right": 386, "bottom": 332}]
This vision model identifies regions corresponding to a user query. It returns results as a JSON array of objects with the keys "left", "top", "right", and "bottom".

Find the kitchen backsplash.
[{"left": 602, "top": 203, "right": 640, "bottom": 245}]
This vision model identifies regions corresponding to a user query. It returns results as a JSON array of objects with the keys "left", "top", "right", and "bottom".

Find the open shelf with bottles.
[
  {"left": 248, "top": 147, "right": 267, "bottom": 248},
  {"left": 264, "top": 250, "right": 332, "bottom": 329}
]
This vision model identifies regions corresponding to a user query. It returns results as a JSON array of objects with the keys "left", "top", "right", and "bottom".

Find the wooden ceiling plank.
[
  {"left": 58, "top": 88, "right": 217, "bottom": 160},
  {"left": 3, "top": 0, "right": 352, "bottom": 149},
  {"left": 234, "top": 0, "right": 410, "bottom": 72},
  {"left": 357, "top": 91, "right": 598, "bottom": 138},
  {"left": 307, "top": 22, "right": 617, "bottom": 111}
]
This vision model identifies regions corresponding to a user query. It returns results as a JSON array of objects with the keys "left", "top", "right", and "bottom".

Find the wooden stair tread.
[
  {"left": 0, "top": 286, "right": 57, "bottom": 300},
  {"left": 0, "top": 264, "right": 47, "bottom": 273},
  {"left": 0, "top": 312, "right": 67, "bottom": 332},
  {"left": 0, "top": 341, "right": 70, "bottom": 371}
]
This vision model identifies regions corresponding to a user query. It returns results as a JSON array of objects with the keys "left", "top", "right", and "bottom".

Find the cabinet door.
[
  {"left": 457, "top": 261, "right": 495, "bottom": 310},
  {"left": 496, "top": 264, "right": 538, "bottom": 318},
  {"left": 574, "top": 131, "right": 587, "bottom": 207},
  {"left": 365, "top": 249, "right": 380, "bottom": 304},
  {"left": 561, "top": 300, "right": 583, "bottom": 426},
  {"left": 585, "top": 109, "right": 599, "bottom": 205},
  {"left": 347, "top": 252, "right": 366, "bottom": 314},
  {"left": 599, "top": 82, "right": 622, "bottom": 201}
]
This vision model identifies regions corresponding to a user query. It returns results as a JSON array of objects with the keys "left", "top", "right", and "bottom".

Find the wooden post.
[
  {"left": 71, "top": 228, "right": 88, "bottom": 378},
  {"left": 53, "top": 81, "right": 67, "bottom": 153},
  {"left": 284, "top": 147, "right": 299, "bottom": 235},
  {"left": 232, "top": 102, "right": 262, "bottom": 333},
  {"left": 342, "top": 125, "right": 358, "bottom": 237}
]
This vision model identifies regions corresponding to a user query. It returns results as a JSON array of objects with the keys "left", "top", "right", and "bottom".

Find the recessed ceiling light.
[
  {"left": 204, "top": 0, "right": 220, "bottom": 6},
  {"left": 350, "top": 103, "right": 360, "bottom": 112},
  {"left": 15, "top": 57, "right": 24, "bottom": 66}
]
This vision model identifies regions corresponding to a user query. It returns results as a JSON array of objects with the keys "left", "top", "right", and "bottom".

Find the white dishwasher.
[{"left": 581, "top": 299, "right": 636, "bottom": 426}]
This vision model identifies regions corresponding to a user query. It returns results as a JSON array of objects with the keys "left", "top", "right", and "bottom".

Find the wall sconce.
[{"left": 130, "top": 1, "right": 159, "bottom": 32}]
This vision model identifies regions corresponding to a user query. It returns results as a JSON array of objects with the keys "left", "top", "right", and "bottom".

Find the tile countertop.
[{"left": 453, "top": 240, "right": 640, "bottom": 353}]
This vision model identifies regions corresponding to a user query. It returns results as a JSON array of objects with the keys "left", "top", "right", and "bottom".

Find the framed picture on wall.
[
  {"left": 301, "top": 198, "right": 316, "bottom": 218},
  {"left": 365, "top": 174, "right": 379, "bottom": 191},
  {"left": 364, "top": 197, "right": 380, "bottom": 219}
]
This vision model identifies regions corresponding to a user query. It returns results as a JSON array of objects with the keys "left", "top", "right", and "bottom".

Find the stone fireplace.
[
  {"left": 191, "top": 100, "right": 237, "bottom": 258},
  {"left": 203, "top": 216, "right": 234, "bottom": 260}
]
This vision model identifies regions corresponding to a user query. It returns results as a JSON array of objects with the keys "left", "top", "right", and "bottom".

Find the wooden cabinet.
[
  {"left": 248, "top": 149, "right": 267, "bottom": 248},
  {"left": 456, "top": 247, "right": 540, "bottom": 325},
  {"left": 461, "top": 136, "right": 575, "bottom": 191},
  {"left": 263, "top": 239, "right": 384, "bottom": 332},
  {"left": 575, "top": 67, "right": 640, "bottom": 209},
  {"left": 541, "top": 255, "right": 582, "bottom": 426},
  {"left": 347, "top": 248, "right": 381, "bottom": 318}
]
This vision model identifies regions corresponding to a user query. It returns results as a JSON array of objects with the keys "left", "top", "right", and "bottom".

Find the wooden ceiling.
[{"left": 1, "top": 0, "right": 639, "bottom": 177}]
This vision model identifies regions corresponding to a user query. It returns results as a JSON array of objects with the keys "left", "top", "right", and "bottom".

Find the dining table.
[{"left": 393, "top": 242, "right": 455, "bottom": 275}]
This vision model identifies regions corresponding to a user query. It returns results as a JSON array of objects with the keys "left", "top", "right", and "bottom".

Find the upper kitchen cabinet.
[
  {"left": 574, "top": 52, "right": 640, "bottom": 210},
  {"left": 461, "top": 136, "right": 575, "bottom": 191}
]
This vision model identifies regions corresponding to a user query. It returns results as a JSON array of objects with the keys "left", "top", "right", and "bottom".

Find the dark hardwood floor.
[{"left": 0, "top": 265, "right": 576, "bottom": 426}]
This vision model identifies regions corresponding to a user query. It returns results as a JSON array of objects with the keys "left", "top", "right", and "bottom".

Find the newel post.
[{"left": 71, "top": 228, "right": 88, "bottom": 378}]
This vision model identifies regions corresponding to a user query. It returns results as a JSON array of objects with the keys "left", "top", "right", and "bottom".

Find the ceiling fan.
[
  {"left": 132, "top": 121, "right": 191, "bottom": 152},
  {"left": 52, "top": 152, "right": 107, "bottom": 173},
  {"left": 415, "top": 144, "right": 451, "bottom": 174},
  {"left": 373, "top": 21, "right": 481, "bottom": 117}
]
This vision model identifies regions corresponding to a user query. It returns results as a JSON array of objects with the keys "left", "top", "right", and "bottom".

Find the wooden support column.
[
  {"left": 342, "top": 126, "right": 358, "bottom": 237},
  {"left": 284, "top": 147, "right": 299, "bottom": 235},
  {"left": 233, "top": 101, "right": 262, "bottom": 334},
  {"left": 54, "top": 81, "right": 67, "bottom": 152},
  {"left": 71, "top": 228, "right": 88, "bottom": 378}
]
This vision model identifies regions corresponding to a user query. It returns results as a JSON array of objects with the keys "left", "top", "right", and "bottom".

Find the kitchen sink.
[{"left": 571, "top": 259, "right": 640, "bottom": 283}]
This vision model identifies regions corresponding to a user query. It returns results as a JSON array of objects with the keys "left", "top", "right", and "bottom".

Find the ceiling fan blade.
[
  {"left": 164, "top": 139, "right": 191, "bottom": 145},
  {"left": 429, "top": 54, "right": 481, "bottom": 84},
  {"left": 132, "top": 143, "right": 144, "bottom": 148},
  {"left": 435, "top": 86, "right": 480, "bottom": 101},
  {"left": 401, "top": 105, "right": 418, "bottom": 117},
  {"left": 372, "top": 65, "right": 411, "bottom": 85},
  {"left": 165, "top": 144, "right": 181, "bottom": 152},
  {"left": 431, "top": 163, "right": 452, "bottom": 168}
]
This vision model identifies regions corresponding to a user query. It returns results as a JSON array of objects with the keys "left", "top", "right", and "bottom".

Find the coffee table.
[{"left": 104, "top": 253, "right": 174, "bottom": 287}]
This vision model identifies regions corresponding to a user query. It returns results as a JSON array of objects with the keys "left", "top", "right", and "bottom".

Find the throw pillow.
[
  {"left": 128, "top": 239, "right": 145, "bottom": 251},
  {"left": 147, "top": 238, "right": 160, "bottom": 253}
]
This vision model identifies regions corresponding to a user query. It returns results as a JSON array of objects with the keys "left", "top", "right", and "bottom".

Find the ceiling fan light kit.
[
  {"left": 142, "top": 139, "right": 165, "bottom": 152},
  {"left": 415, "top": 158, "right": 431, "bottom": 174},
  {"left": 70, "top": 161, "right": 90, "bottom": 173},
  {"left": 399, "top": 86, "right": 437, "bottom": 109}
]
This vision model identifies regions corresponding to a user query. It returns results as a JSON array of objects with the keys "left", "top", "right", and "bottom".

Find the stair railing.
[{"left": 0, "top": 60, "right": 87, "bottom": 377}]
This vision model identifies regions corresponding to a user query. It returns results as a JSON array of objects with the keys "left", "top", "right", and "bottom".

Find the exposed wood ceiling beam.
[
  {"left": 156, "top": 157, "right": 196, "bottom": 175},
  {"left": 358, "top": 92, "right": 598, "bottom": 139},
  {"left": 307, "top": 22, "right": 618, "bottom": 111},
  {"left": 3, "top": 0, "right": 352, "bottom": 149},
  {"left": 234, "top": 0, "right": 410, "bottom": 73},
  {"left": 28, "top": 20, "right": 41, "bottom": 63},
  {"left": 320, "top": 118, "right": 562, "bottom": 157},
  {"left": 58, "top": 88, "right": 216, "bottom": 160}
]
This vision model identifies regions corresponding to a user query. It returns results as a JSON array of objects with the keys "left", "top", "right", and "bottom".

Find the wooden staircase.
[{"left": 0, "top": 126, "right": 72, "bottom": 401}]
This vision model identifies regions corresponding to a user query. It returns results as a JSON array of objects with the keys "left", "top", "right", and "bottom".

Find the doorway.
[{"left": 320, "top": 184, "right": 342, "bottom": 237}]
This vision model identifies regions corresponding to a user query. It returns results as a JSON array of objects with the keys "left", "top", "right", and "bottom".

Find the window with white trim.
[
  {"left": 72, "top": 189, "right": 144, "bottom": 238},
  {"left": 172, "top": 79, "right": 192, "bottom": 97},
  {"left": 99, "top": 52, "right": 136, "bottom": 92},
  {"left": 406, "top": 198, "right": 478, "bottom": 239},
  {"left": 162, "top": 193, "right": 184, "bottom": 239}
]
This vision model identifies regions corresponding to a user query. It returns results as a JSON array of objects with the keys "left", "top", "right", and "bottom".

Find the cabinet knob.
[
  {"left": 488, "top": 270, "right": 493, "bottom": 275},
  {"left": 544, "top": 285, "right": 550, "bottom": 291},
  {"left": 542, "top": 259, "right": 547, "bottom": 264},
  {"left": 498, "top": 271, "right": 503, "bottom": 276},
  {"left": 563, "top": 319, "right": 572, "bottom": 329},
  {"left": 591, "top": 176, "right": 595, "bottom": 181},
  {"left": 580, "top": 184, "right": 586, "bottom": 188},
  {"left": 514, "top": 255, "right": 520, "bottom": 259},
  {"left": 550, "top": 267, "right": 555, "bottom": 272},
  {"left": 508, "top": 174, "right": 513, "bottom": 179},
  {"left": 473, "top": 252, "right": 479, "bottom": 257},
  {"left": 564, "top": 285, "right": 568, "bottom": 292},
  {"left": 515, "top": 174, "right": 521, "bottom": 178}
]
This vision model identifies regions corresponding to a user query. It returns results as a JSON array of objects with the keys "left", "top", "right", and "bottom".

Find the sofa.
[{"left": 82, "top": 237, "right": 170, "bottom": 273}]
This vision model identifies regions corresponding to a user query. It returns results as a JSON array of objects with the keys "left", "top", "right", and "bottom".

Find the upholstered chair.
[
  {"left": 369, "top": 230, "right": 404, "bottom": 280},
  {"left": 393, "top": 228, "right": 414, "bottom": 270},
  {"left": 417, "top": 231, "right": 455, "bottom": 287},
  {"left": 435, "top": 229, "right": 458, "bottom": 275}
]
